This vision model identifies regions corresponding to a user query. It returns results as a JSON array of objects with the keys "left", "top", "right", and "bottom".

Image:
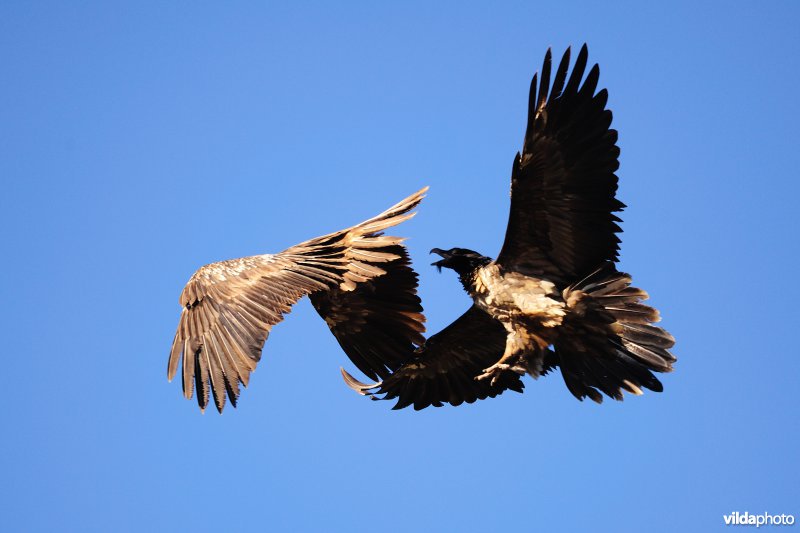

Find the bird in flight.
[
  {"left": 168, "top": 44, "right": 675, "bottom": 413},
  {"left": 343, "top": 44, "right": 676, "bottom": 409},
  {"left": 168, "top": 188, "right": 428, "bottom": 412}
]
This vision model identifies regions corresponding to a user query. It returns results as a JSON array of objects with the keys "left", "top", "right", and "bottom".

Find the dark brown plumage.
[
  {"left": 342, "top": 306, "right": 526, "bottom": 410},
  {"left": 343, "top": 45, "right": 676, "bottom": 409},
  {"left": 309, "top": 245, "right": 425, "bottom": 382},
  {"left": 168, "top": 188, "right": 427, "bottom": 412},
  {"left": 498, "top": 45, "right": 624, "bottom": 284}
]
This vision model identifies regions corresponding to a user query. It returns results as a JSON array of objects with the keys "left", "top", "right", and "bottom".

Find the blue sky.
[{"left": 2, "top": 2, "right": 798, "bottom": 531}]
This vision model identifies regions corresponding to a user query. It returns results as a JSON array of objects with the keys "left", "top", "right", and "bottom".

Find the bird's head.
[{"left": 430, "top": 247, "right": 492, "bottom": 277}]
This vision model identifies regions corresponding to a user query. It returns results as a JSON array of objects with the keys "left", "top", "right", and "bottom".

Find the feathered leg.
[{"left": 475, "top": 322, "right": 544, "bottom": 385}]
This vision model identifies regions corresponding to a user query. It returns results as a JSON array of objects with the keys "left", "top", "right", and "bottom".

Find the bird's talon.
[
  {"left": 476, "top": 363, "right": 510, "bottom": 384},
  {"left": 476, "top": 360, "right": 528, "bottom": 385}
]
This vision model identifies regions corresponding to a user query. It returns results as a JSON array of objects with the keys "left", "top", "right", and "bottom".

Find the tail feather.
[
  {"left": 555, "top": 264, "right": 676, "bottom": 402},
  {"left": 605, "top": 303, "right": 660, "bottom": 324},
  {"left": 618, "top": 323, "right": 675, "bottom": 350},
  {"left": 618, "top": 340, "right": 674, "bottom": 371}
]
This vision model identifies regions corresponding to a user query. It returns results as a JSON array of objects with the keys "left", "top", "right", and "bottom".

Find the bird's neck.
[{"left": 458, "top": 268, "right": 482, "bottom": 294}]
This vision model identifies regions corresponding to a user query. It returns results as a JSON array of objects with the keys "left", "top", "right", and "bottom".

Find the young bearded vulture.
[{"left": 169, "top": 45, "right": 675, "bottom": 412}]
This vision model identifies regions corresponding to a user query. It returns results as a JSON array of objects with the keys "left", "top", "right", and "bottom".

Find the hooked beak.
[{"left": 430, "top": 248, "right": 448, "bottom": 272}]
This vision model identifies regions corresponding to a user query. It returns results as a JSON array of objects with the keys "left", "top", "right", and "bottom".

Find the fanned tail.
[{"left": 555, "top": 264, "right": 676, "bottom": 403}]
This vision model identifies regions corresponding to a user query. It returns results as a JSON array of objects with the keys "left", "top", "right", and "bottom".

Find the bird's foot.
[{"left": 475, "top": 362, "right": 527, "bottom": 386}]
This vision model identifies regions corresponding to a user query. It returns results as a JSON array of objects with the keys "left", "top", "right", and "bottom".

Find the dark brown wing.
[
  {"left": 342, "top": 306, "right": 524, "bottom": 410},
  {"left": 496, "top": 45, "right": 624, "bottom": 284},
  {"left": 309, "top": 245, "right": 425, "bottom": 381},
  {"left": 168, "top": 187, "right": 427, "bottom": 412}
]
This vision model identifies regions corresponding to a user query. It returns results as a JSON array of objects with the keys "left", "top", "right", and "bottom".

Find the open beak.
[{"left": 430, "top": 248, "right": 448, "bottom": 272}]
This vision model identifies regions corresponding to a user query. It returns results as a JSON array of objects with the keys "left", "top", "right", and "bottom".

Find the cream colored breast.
[{"left": 473, "top": 265, "right": 566, "bottom": 326}]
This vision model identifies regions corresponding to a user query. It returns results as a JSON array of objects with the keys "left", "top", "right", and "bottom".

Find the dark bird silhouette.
[
  {"left": 168, "top": 188, "right": 428, "bottom": 412},
  {"left": 342, "top": 44, "right": 676, "bottom": 409}
]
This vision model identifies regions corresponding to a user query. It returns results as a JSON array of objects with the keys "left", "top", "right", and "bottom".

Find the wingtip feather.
[{"left": 340, "top": 367, "right": 380, "bottom": 395}]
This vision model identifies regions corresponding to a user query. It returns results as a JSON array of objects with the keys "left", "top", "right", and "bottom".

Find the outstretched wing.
[
  {"left": 309, "top": 245, "right": 425, "bottom": 381},
  {"left": 342, "top": 306, "right": 525, "bottom": 410},
  {"left": 496, "top": 45, "right": 624, "bottom": 284},
  {"left": 168, "top": 187, "right": 427, "bottom": 412}
]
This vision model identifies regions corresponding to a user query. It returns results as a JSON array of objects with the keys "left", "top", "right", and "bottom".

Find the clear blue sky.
[{"left": 2, "top": 2, "right": 798, "bottom": 532}]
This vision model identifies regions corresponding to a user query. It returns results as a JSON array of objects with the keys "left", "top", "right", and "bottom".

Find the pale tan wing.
[{"left": 168, "top": 187, "right": 427, "bottom": 412}]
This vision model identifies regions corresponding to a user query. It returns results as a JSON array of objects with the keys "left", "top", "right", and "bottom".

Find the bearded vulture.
[{"left": 342, "top": 44, "right": 676, "bottom": 409}]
